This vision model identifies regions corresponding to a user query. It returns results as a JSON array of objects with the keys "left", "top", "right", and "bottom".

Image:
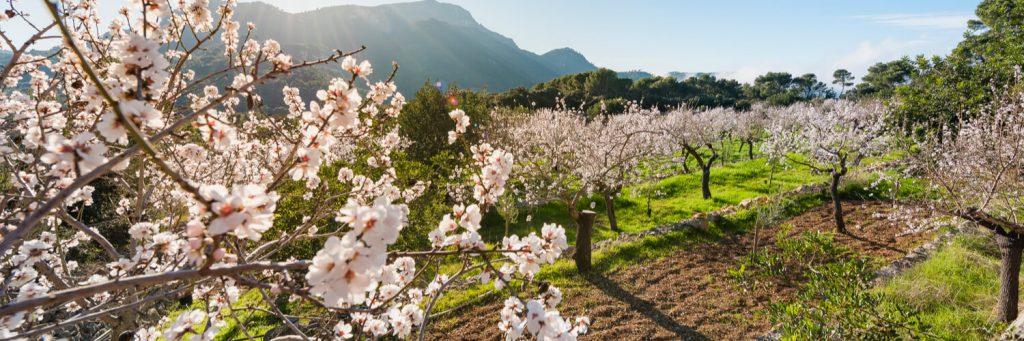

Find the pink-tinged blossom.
[
  {"left": 97, "top": 100, "right": 164, "bottom": 144},
  {"left": 202, "top": 184, "right": 277, "bottom": 241},
  {"left": 162, "top": 309, "right": 204, "bottom": 341},
  {"left": 341, "top": 56, "right": 373, "bottom": 78},
  {"left": 333, "top": 321, "right": 354, "bottom": 339},
  {"left": 447, "top": 109, "right": 470, "bottom": 144},
  {"left": 314, "top": 79, "right": 362, "bottom": 129},
  {"left": 39, "top": 132, "right": 108, "bottom": 175},
  {"left": 306, "top": 234, "right": 377, "bottom": 307}
]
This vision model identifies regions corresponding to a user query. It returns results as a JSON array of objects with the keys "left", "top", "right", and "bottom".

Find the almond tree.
[
  {"left": 0, "top": 1, "right": 586, "bottom": 340},
  {"left": 734, "top": 104, "right": 769, "bottom": 160},
  {"left": 495, "top": 108, "right": 589, "bottom": 225},
  {"left": 662, "top": 107, "right": 731, "bottom": 200},
  {"left": 499, "top": 107, "right": 665, "bottom": 230},
  {"left": 762, "top": 100, "right": 887, "bottom": 233},
  {"left": 917, "top": 86, "right": 1024, "bottom": 322},
  {"left": 577, "top": 107, "right": 664, "bottom": 232}
]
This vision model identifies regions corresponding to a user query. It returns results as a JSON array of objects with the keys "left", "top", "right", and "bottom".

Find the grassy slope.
[
  {"left": 875, "top": 232, "right": 1010, "bottom": 340},
  {"left": 482, "top": 149, "right": 828, "bottom": 244}
]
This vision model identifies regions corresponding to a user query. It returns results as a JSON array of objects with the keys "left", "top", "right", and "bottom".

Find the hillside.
[{"left": 232, "top": 0, "right": 596, "bottom": 94}]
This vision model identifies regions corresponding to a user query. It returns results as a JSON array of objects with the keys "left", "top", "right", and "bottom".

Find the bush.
[{"left": 771, "top": 258, "right": 932, "bottom": 340}]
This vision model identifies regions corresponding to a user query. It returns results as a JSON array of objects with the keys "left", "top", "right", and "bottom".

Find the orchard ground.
[{"left": 427, "top": 155, "right": 1010, "bottom": 339}]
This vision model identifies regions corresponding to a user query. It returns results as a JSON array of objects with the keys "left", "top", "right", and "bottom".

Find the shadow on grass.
[{"left": 583, "top": 271, "right": 710, "bottom": 340}]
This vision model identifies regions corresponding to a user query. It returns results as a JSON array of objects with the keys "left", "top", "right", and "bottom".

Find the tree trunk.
[
  {"left": 830, "top": 172, "right": 846, "bottom": 233},
  {"left": 747, "top": 138, "right": 755, "bottom": 160},
  {"left": 701, "top": 165, "right": 712, "bottom": 200},
  {"left": 997, "top": 235, "right": 1024, "bottom": 322},
  {"left": 574, "top": 211, "right": 597, "bottom": 272},
  {"left": 603, "top": 192, "right": 619, "bottom": 232},
  {"left": 646, "top": 190, "right": 653, "bottom": 218},
  {"left": 681, "top": 151, "right": 690, "bottom": 173},
  {"left": 720, "top": 146, "right": 727, "bottom": 166},
  {"left": 684, "top": 144, "right": 715, "bottom": 200}
]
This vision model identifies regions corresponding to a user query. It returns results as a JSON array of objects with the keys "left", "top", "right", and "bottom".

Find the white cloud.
[
  {"left": 718, "top": 67, "right": 777, "bottom": 84},
  {"left": 855, "top": 13, "right": 974, "bottom": 30},
  {"left": 832, "top": 38, "right": 928, "bottom": 71}
]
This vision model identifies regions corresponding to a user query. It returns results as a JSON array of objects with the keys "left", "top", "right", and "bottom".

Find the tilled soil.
[{"left": 432, "top": 200, "right": 938, "bottom": 340}]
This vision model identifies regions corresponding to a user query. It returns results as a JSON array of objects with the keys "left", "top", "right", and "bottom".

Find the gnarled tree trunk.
[
  {"left": 603, "top": 192, "right": 619, "bottom": 232},
  {"left": 830, "top": 172, "right": 845, "bottom": 233},
  {"left": 684, "top": 143, "right": 718, "bottom": 200},
  {"left": 701, "top": 167, "right": 712, "bottom": 200},
  {"left": 746, "top": 138, "right": 755, "bottom": 160},
  {"left": 681, "top": 150, "right": 690, "bottom": 173},
  {"left": 958, "top": 210, "right": 1024, "bottom": 323},
  {"left": 997, "top": 235, "right": 1024, "bottom": 322}
]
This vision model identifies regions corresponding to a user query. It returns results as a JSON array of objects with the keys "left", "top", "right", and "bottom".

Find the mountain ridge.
[{"left": 234, "top": 0, "right": 597, "bottom": 93}]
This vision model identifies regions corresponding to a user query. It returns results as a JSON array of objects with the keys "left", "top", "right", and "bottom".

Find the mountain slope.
[
  {"left": 232, "top": 1, "right": 596, "bottom": 93},
  {"left": 540, "top": 48, "right": 597, "bottom": 76}
]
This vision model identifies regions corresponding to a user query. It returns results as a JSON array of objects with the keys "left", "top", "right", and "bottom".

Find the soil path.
[{"left": 433, "top": 200, "right": 938, "bottom": 340}]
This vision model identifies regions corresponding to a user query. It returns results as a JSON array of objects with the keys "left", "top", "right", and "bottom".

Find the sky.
[
  {"left": 7, "top": 0, "right": 980, "bottom": 84},
  {"left": 245, "top": 0, "right": 982, "bottom": 83}
]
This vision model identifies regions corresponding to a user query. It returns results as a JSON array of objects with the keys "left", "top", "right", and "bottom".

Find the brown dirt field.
[{"left": 430, "top": 200, "right": 940, "bottom": 340}]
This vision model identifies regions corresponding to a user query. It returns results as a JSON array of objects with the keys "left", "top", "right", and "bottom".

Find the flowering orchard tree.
[
  {"left": 491, "top": 108, "right": 586, "bottom": 222},
  {"left": 734, "top": 103, "right": 769, "bottom": 160},
  {"left": 0, "top": 1, "right": 586, "bottom": 340},
  {"left": 917, "top": 86, "right": 1024, "bottom": 322},
  {"left": 491, "top": 108, "right": 596, "bottom": 271},
  {"left": 661, "top": 107, "right": 732, "bottom": 200},
  {"left": 576, "top": 107, "right": 664, "bottom": 232},
  {"left": 762, "top": 100, "right": 888, "bottom": 233},
  {"left": 497, "top": 107, "right": 664, "bottom": 232}
]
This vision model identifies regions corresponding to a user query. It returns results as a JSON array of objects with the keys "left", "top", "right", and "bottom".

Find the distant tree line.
[{"left": 490, "top": 68, "right": 838, "bottom": 114}]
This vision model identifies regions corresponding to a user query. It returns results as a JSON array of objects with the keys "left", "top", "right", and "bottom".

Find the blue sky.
[{"left": 8, "top": 0, "right": 980, "bottom": 84}]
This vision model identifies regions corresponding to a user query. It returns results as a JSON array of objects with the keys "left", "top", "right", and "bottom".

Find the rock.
[
  {"left": 1001, "top": 314, "right": 1024, "bottom": 340},
  {"left": 755, "top": 330, "right": 781, "bottom": 341},
  {"left": 872, "top": 221, "right": 970, "bottom": 285},
  {"left": 706, "top": 212, "right": 723, "bottom": 223},
  {"left": 681, "top": 218, "right": 708, "bottom": 230}
]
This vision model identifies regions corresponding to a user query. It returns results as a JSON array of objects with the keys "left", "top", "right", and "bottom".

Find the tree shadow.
[
  {"left": 842, "top": 230, "right": 906, "bottom": 254},
  {"left": 583, "top": 272, "right": 710, "bottom": 340}
]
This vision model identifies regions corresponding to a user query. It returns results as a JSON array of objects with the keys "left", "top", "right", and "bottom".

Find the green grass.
[
  {"left": 482, "top": 154, "right": 828, "bottom": 245},
  {"left": 874, "top": 232, "right": 1009, "bottom": 340},
  {"left": 215, "top": 290, "right": 283, "bottom": 340},
  {"left": 163, "top": 289, "right": 314, "bottom": 340}
]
